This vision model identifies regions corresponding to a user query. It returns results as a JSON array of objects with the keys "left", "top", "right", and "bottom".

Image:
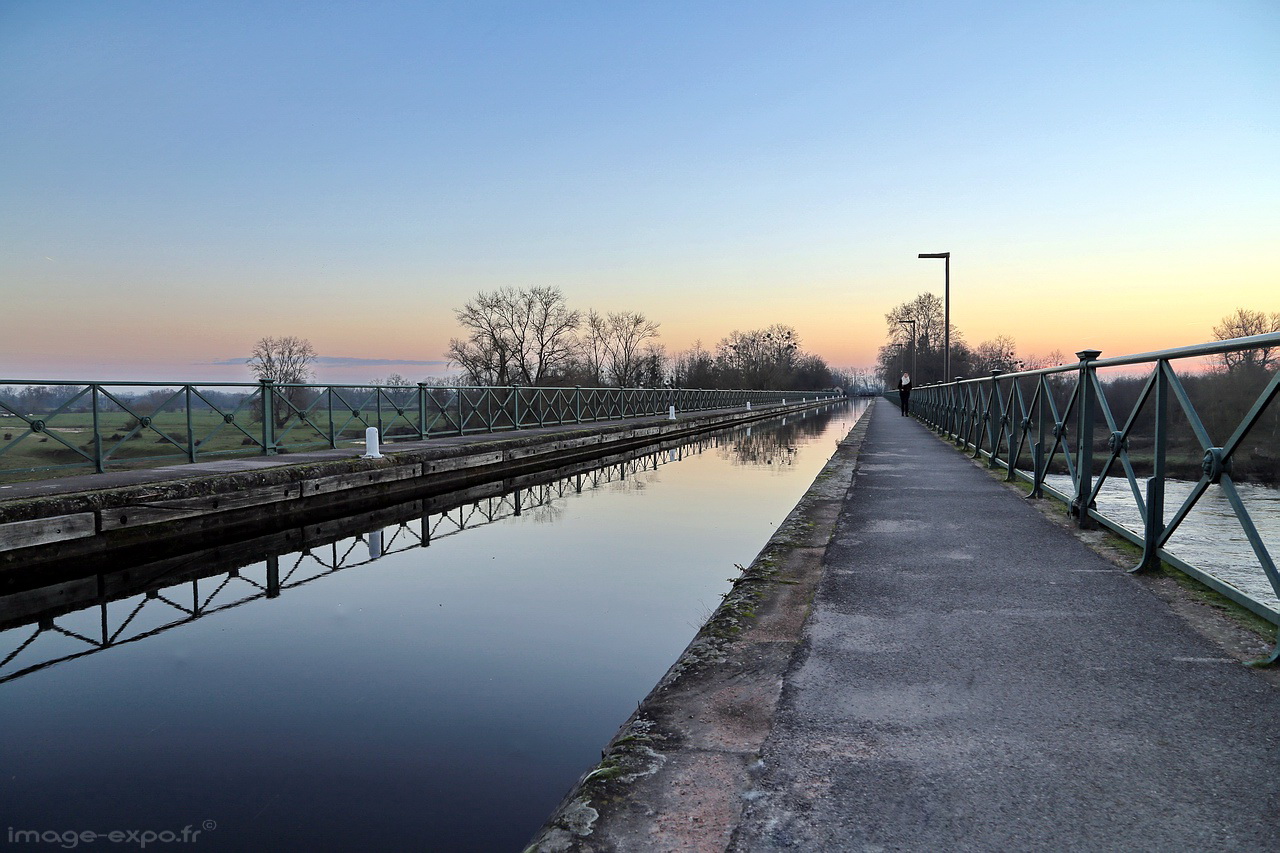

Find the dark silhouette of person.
[{"left": 897, "top": 372, "right": 912, "bottom": 416}]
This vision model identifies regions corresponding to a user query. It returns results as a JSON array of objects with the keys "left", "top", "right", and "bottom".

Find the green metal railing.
[
  {"left": 0, "top": 380, "right": 841, "bottom": 481},
  {"left": 904, "top": 332, "right": 1280, "bottom": 664}
]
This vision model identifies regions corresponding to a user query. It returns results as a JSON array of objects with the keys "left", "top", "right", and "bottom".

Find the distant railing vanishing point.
[
  {"left": 905, "top": 332, "right": 1280, "bottom": 665},
  {"left": 0, "top": 380, "right": 842, "bottom": 481}
]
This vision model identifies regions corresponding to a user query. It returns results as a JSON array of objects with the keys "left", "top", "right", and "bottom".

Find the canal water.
[{"left": 0, "top": 401, "right": 869, "bottom": 851}]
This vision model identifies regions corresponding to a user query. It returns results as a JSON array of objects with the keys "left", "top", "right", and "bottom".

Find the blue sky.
[{"left": 2, "top": 1, "right": 1277, "bottom": 380}]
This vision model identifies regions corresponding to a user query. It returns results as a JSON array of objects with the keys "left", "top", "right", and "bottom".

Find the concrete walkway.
[{"left": 731, "top": 404, "right": 1279, "bottom": 850}]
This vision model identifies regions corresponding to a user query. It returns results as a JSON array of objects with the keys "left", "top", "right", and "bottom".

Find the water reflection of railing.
[
  {"left": 0, "top": 405, "right": 847, "bottom": 683},
  {"left": 906, "top": 333, "right": 1279, "bottom": 664},
  {"left": 0, "top": 378, "right": 842, "bottom": 481}
]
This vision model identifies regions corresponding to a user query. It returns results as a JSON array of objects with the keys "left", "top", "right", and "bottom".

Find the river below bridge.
[
  {"left": 0, "top": 400, "right": 869, "bottom": 851},
  {"left": 1044, "top": 473, "right": 1280, "bottom": 612}
]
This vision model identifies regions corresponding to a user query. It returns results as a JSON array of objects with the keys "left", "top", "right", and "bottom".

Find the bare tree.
[
  {"left": 877, "top": 294, "right": 968, "bottom": 384},
  {"left": 448, "top": 287, "right": 581, "bottom": 385},
  {"left": 670, "top": 340, "right": 716, "bottom": 388},
  {"left": 248, "top": 336, "right": 317, "bottom": 383},
  {"left": 636, "top": 341, "right": 668, "bottom": 387},
  {"left": 716, "top": 325, "right": 802, "bottom": 389},
  {"left": 579, "top": 310, "right": 611, "bottom": 386},
  {"left": 1024, "top": 349, "right": 1067, "bottom": 370},
  {"left": 1212, "top": 308, "right": 1280, "bottom": 372},
  {"left": 247, "top": 336, "right": 317, "bottom": 427},
  {"left": 974, "top": 335, "right": 1020, "bottom": 374},
  {"left": 602, "top": 311, "right": 661, "bottom": 386}
]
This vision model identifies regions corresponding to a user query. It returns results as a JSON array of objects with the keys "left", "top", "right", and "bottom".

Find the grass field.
[
  {"left": 0, "top": 405, "right": 442, "bottom": 483},
  {"left": 0, "top": 391, "right": 530, "bottom": 483},
  {"left": 0, "top": 386, "right": 745, "bottom": 483}
]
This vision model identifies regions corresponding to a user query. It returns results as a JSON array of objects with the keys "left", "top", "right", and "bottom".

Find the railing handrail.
[
  {"left": 0, "top": 379, "right": 840, "bottom": 393},
  {"left": 901, "top": 333, "right": 1280, "bottom": 665},
  {"left": 914, "top": 332, "right": 1280, "bottom": 387}
]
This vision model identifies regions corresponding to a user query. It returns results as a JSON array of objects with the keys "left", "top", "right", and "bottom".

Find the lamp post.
[
  {"left": 918, "top": 252, "right": 951, "bottom": 380},
  {"left": 898, "top": 319, "right": 917, "bottom": 380}
]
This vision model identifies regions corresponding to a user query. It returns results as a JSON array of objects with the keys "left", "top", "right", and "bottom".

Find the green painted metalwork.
[
  {"left": 901, "top": 331, "right": 1280, "bottom": 665},
  {"left": 0, "top": 379, "right": 840, "bottom": 484}
]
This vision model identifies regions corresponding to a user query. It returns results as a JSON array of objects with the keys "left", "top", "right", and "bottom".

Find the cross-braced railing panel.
[
  {"left": 1, "top": 379, "right": 839, "bottom": 481},
  {"left": 904, "top": 332, "right": 1280, "bottom": 664}
]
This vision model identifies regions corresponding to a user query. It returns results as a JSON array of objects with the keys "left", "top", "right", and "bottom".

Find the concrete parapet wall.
[{"left": 526, "top": 400, "right": 874, "bottom": 852}]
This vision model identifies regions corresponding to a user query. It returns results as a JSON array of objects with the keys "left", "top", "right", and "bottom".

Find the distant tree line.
[
  {"left": 875, "top": 293, "right": 1071, "bottom": 387},
  {"left": 448, "top": 286, "right": 848, "bottom": 391},
  {"left": 877, "top": 296, "right": 1279, "bottom": 389},
  {"left": 874, "top": 299, "right": 1278, "bottom": 482}
]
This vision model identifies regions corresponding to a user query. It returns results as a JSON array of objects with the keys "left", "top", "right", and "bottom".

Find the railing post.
[
  {"left": 185, "top": 385, "right": 196, "bottom": 463},
  {"left": 266, "top": 554, "right": 281, "bottom": 599},
  {"left": 953, "top": 378, "right": 966, "bottom": 447},
  {"left": 1134, "top": 361, "right": 1168, "bottom": 572},
  {"left": 952, "top": 379, "right": 962, "bottom": 439},
  {"left": 1030, "top": 377, "right": 1047, "bottom": 498},
  {"left": 418, "top": 383, "right": 429, "bottom": 440},
  {"left": 1005, "top": 379, "right": 1019, "bottom": 481},
  {"left": 327, "top": 387, "right": 337, "bottom": 449},
  {"left": 986, "top": 370, "right": 1003, "bottom": 467},
  {"left": 575, "top": 385, "right": 582, "bottom": 423},
  {"left": 260, "top": 379, "right": 276, "bottom": 455},
  {"left": 376, "top": 387, "right": 384, "bottom": 440},
  {"left": 91, "top": 384, "right": 104, "bottom": 473},
  {"left": 513, "top": 385, "right": 521, "bottom": 428},
  {"left": 1073, "top": 349, "right": 1101, "bottom": 528}
]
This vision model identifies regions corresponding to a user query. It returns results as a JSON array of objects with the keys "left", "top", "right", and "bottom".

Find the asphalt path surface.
[{"left": 730, "top": 404, "right": 1280, "bottom": 851}]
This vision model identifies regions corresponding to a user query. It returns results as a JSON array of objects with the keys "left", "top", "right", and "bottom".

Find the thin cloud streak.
[{"left": 209, "top": 356, "right": 450, "bottom": 367}]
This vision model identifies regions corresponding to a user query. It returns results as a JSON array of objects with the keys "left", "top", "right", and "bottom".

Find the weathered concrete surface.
[
  {"left": 730, "top": 403, "right": 1280, "bottom": 850},
  {"left": 527, "top": 403, "right": 875, "bottom": 852}
]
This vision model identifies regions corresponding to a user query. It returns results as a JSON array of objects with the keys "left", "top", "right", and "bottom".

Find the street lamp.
[
  {"left": 918, "top": 252, "right": 951, "bottom": 380},
  {"left": 897, "top": 319, "right": 917, "bottom": 380}
]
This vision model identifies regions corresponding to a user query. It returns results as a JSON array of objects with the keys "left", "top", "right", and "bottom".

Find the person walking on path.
[{"left": 897, "top": 372, "right": 912, "bottom": 416}]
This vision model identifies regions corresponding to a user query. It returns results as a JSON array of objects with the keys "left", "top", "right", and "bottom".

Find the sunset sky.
[{"left": 2, "top": 1, "right": 1277, "bottom": 382}]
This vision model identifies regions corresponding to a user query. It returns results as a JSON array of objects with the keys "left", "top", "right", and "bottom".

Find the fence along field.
[{"left": 0, "top": 381, "right": 836, "bottom": 483}]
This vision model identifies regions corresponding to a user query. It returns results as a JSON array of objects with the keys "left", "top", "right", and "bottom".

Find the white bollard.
[
  {"left": 746, "top": 426, "right": 752, "bottom": 436},
  {"left": 746, "top": 401, "right": 752, "bottom": 411},
  {"left": 362, "top": 426, "right": 383, "bottom": 459},
  {"left": 782, "top": 399, "right": 787, "bottom": 405},
  {"left": 668, "top": 405, "right": 676, "bottom": 420},
  {"left": 367, "top": 529, "right": 383, "bottom": 560}
]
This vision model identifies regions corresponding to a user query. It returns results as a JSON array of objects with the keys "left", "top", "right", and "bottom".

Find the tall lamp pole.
[
  {"left": 898, "top": 319, "right": 917, "bottom": 380},
  {"left": 917, "top": 252, "right": 951, "bottom": 380}
]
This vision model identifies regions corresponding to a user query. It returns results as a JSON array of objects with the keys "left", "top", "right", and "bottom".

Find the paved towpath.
[{"left": 730, "top": 403, "right": 1279, "bottom": 850}]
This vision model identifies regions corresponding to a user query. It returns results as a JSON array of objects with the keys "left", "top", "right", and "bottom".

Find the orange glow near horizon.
[{"left": 4, "top": 249, "right": 1276, "bottom": 383}]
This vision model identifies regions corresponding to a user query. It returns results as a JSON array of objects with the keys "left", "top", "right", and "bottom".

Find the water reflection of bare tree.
[{"left": 719, "top": 407, "right": 839, "bottom": 468}]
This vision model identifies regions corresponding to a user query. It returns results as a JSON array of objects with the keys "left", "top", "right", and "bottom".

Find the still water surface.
[{"left": 0, "top": 401, "right": 868, "bottom": 851}]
